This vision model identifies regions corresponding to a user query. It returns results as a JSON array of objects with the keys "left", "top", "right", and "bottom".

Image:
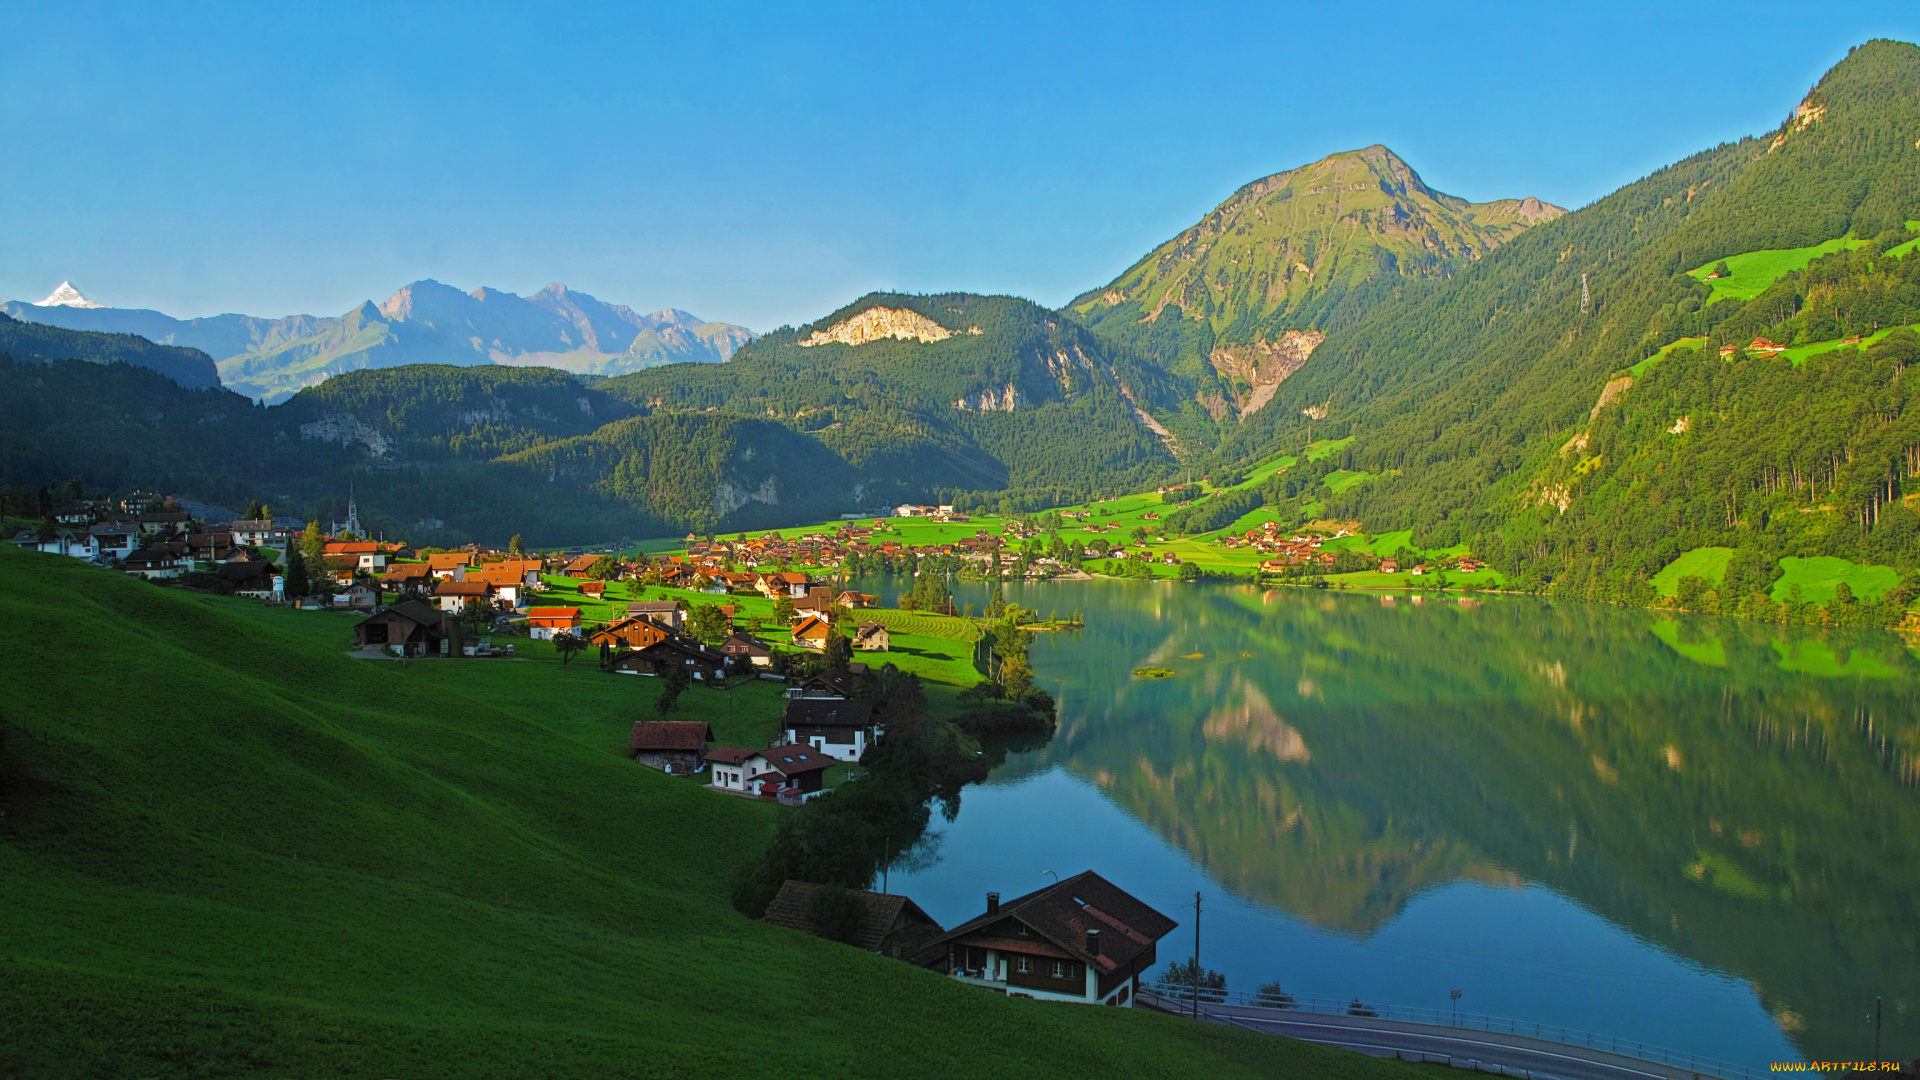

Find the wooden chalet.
[
  {"left": 790, "top": 615, "right": 832, "bottom": 651},
  {"left": 762, "top": 881, "right": 945, "bottom": 960},
  {"left": 720, "top": 631, "right": 773, "bottom": 667},
  {"left": 609, "top": 636, "right": 726, "bottom": 680},
  {"left": 352, "top": 600, "right": 453, "bottom": 657},
  {"left": 433, "top": 579, "right": 494, "bottom": 614},
  {"left": 853, "top": 622, "right": 890, "bottom": 652},
  {"left": 628, "top": 720, "right": 713, "bottom": 774},
  {"left": 563, "top": 554, "right": 601, "bottom": 575},
  {"left": 591, "top": 616, "right": 670, "bottom": 651},
  {"left": 781, "top": 699, "right": 878, "bottom": 762},
  {"left": 918, "top": 871, "right": 1176, "bottom": 1006},
  {"left": 626, "top": 600, "right": 685, "bottom": 630},
  {"left": 217, "top": 559, "right": 277, "bottom": 598},
  {"left": 786, "top": 668, "right": 860, "bottom": 701}
]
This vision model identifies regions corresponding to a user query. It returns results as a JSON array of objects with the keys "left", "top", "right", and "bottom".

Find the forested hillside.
[
  {"left": 0, "top": 310, "right": 220, "bottom": 389},
  {"left": 1224, "top": 40, "right": 1920, "bottom": 607},
  {"left": 606, "top": 292, "right": 1181, "bottom": 508}
]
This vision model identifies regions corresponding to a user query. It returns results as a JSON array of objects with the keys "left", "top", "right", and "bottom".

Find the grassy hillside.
[{"left": 0, "top": 546, "right": 1420, "bottom": 1079}]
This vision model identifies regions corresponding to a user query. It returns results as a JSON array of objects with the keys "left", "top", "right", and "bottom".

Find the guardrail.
[{"left": 1137, "top": 987, "right": 1763, "bottom": 1080}]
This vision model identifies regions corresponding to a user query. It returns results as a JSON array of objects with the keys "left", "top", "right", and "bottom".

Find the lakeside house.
[
  {"left": 734, "top": 744, "right": 833, "bottom": 803},
  {"left": 762, "top": 881, "right": 945, "bottom": 960},
  {"left": 917, "top": 871, "right": 1175, "bottom": 1007},
  {"left": 628, "top": 721, "right": 713, "bottom": 774},
  {"left": 781, "top": 699, "right": 879, "bottom": 762}
]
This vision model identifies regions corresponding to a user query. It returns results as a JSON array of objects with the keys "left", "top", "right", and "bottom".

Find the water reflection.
[{"left": 922, "top": 579, "right": 1918, "bottom": 1063}]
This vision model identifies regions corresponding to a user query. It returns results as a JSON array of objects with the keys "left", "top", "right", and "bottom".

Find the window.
[
  {"left": 1015, "top": 956, "right": 1031, "bottom": 974},
  {"left": 1051, "top": 961, "right": 1067, "bottom": 979}
]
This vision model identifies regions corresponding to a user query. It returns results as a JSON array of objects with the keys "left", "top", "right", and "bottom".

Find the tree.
[
  {"left": 553, "top": 632, "right": 586, "bottom": 667},
  {"left": 282, "top": 545, "right": 309, "bottom": 598},
  {"left": 1155, "top": 958, "right": 1227, "bottom": 1003},
  {"left": 586, "top": 554, "right": 618, "bottom": 581},
  {"left": 508, "top": 534, "right": 525, "bottom": 557},
  {"left": 300, "top": 521, "right": 326, "bottom": 570},
  {"left": 243, "top": 499, "right": 267, "bottom": 521},
  {"left": 772, "top": 593, "right": 796, "bottom": 623},
  {"left": 656, "top": 664, "right": 692, "bottom": 717},
  {"left": 687, "top": 603, "right": 730, "bottom": 645},
  {"left": 1711, "top": 260, "right": 1733, "bottom": 280}
]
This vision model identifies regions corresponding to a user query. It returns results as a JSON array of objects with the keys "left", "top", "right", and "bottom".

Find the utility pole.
[
  {"left": 1182, "top": 891, "right": 1198, "bottom": 1014},
  {"left": 881, "top": 835, "right": 889, "bottom": 894},
  {"left": 1580, "top": 272, "right": 1592, "bottom": 317}
]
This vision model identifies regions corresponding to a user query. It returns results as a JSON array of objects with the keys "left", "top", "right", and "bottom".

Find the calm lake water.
[{"left": 882, "top": 579, "right": 1919, "bottom": 1068}]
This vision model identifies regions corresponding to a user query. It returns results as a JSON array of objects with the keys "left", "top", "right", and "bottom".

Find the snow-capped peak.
[{"left": 35, "top": 281, "right": 107, "bottom": 308}]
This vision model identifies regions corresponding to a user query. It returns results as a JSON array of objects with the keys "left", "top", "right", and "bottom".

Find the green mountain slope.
[
  {"left": 1226, "top": 40, "right": 1920, "bottom": 603},
  {"left": 0, "top": 310, "right": 220, "bottom": 389},
  {"left": 0, "top": 546, "right": 1419, "bottom": 1079},
  {"left": 1069, "top": 146, "right": 1562, "bottom": 437},
  {"left": 605, "top": 292, "right": 1181, "bottom": 507}
]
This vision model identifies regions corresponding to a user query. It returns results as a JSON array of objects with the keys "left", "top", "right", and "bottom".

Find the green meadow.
[
  {"left": 1650, "top": 547, "right": 1737, "bottom": 597},
  {"left": 0, "top": 546, "right": 1423, "bottom": 1079},
  {"left": 1770, "top": 555, "right": 1902, "bottom": 604},
  {"left": 1688, "top": 236, "right": 1870, "bottom": 302}
]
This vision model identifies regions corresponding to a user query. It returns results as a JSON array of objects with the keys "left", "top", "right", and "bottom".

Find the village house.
[
  {"left": 136, "top": 510, "right": 192, "bottom": 535},
  {"left": 89, "top": 522, "right": 141, "bottom": 559},
  {"left": 324, "top": 541, "right": 388, "bottom": 571},
  {"left": 628, "top": 721, "right": 712, "bottom": 774},
  {"left": 762, "top": 881, "right": 946, "bottom": 960},
  {"left": 610, "top": 636, "right": 726, "bottom": 680},
  {"left": 381, "top": 563, "right": 435, "bottom": 593},
  {"left": 433, "top": 579, "right": 494, "bottom": 614},
  {"left": 218, "top": 560, "right": 279, "bottom": 599},
  {"left": 426, "top": 552, "right": 473, "bottom": 579},
  {"left": 228, "top": 520, "right": 288, "bottom": 548},
  {"left": 331, "top": 580, "right": 381, "bottom": 611},
  {"left": 755, "top": 571, "right": 812, "bottom": 599},
  {"left": 790, "top": 615, "right": 832, "bottom": 651},
  {"left": 351, "top": 599, "right": 452, "bottom": 657},
  {"left": 853, "top": 622, "right": 890, "bottom": 652},
  {"left": 781, "top": 699, "right": 879, "bottom": 762},
  {"left": 917, "top": 871, "right": 1176, "bottom": 1006},
  {"left": 121, "top": 547, "right": 187, "bottom": 579},
  {"left": 737, "top": 744, "right": 833, "bottom": 803},
  {"left": 626, "top": 600, "right": 685, "bottom": 631},
  {"left": 591, "top": 616, "right": 670, "bottom": 652},
  {"left": 702, "top": 745, "right": 756, "bottom": 794},
  {"left": 786, "top": 669, "right": 860, "bottom": 701},
  {"left": 525, "top": 606, "right": 583, "bottom": 640},
  {"left": 464, "top": 565, "right": 528, "bottom": 607},
  {"left": 563, "top": 553, "right": 602, "bottom": 576},
  {"left": 13, "top": 528, "right": 102, "bottom": 561},
  {"left": 720, "top": 631, "right": 774, "bottom": 667}
]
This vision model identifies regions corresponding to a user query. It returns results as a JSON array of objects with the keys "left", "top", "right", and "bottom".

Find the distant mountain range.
[{"left": 1, "top": 280, "right": 755, "bottom": 403}]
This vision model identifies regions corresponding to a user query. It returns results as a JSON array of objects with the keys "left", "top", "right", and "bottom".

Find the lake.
[{"left": 883, "top": 579, "right": 1919, "bottom": 1068}]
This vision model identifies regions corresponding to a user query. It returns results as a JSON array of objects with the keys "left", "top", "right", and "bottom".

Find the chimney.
[
  {"left": 1085, "top": 928, "right": 1101, "bottom": 956},
  {"left": 986, "top": 892, "right": 1000, "bottom": 915}
]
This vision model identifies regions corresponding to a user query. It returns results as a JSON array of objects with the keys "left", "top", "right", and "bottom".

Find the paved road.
[{"left": 1144, "top": 998, "right": 1733, "bottom": 1080}]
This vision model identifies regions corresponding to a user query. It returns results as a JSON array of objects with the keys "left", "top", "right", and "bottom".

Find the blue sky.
[{"left": 2, "top": 2, "right": 1915, "bottom": 330}]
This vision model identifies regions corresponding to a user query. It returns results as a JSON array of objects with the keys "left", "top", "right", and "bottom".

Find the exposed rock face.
[
  {"left": 1590, "top": 375, "right": 1634, "bottom": 419},
  {"left": 299, "top": 412, "right": 395, "bottom": 458},
  {"left": 801, "top": 306, "right": 970, "bottom": 347},
  {"left": 954, "top": 384, "right": 1027, "bottom": 412},
  {"left": 1209, "top": 329, "right": 1327, "bottom": 417},
  {"left": 713, "top": 475, "right": 781, "bottom": 515}
]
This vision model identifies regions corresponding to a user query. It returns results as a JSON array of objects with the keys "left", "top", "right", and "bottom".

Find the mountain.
[
  {"left": 1222, "top": 39, "right": 1920, "bottom": 604},
  {"left": 35, "top": 281, "right": 107, "bottom": 308},
  {"left": 0, "top": 310, "right": 219, "bottom": 389},
  {"left": 1, "top": 281, "right": 755, "bottom": 402},
  {"left": 1069, "top": 145, "right": 1563, "bottom": 438},
  {"left": 603, "top": 291, "right": 1182, "bottom": 508}
]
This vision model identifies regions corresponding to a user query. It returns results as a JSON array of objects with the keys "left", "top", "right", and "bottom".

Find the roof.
[
  {"left": 922, "top": 871, "right": 1176, "bottom": 975},
  {"left": 627, "top": 601, "right": 682, "bottom": 613},
  {"left": 705, "top": 745, "right": 758, "bottom": 766},
  {"left": 762, "top": 881, "right": 942, "bottom": 952},
  {"left": 750, "top": 744, "right": 832, "bottom": 778},
  {"left": 357, "top": 599, "right": 445, "bottom": 627},
  {"left": 629, "top": 721, "right": 713, "bottom": 752},
  {"left": 426, "top": 553, "right": 473, "bottom": 569},
  {"left": 525, "top": 607, "right": 582, "bottom": 619},
  {"left": 435, "top": 580, "right": 492, "bottom": 596},
  {"left": 791, "top": 615, "right": 831, "bottom": 639},
  {"left": 784, "top": 699, "right": 875, "bottom": 728}
]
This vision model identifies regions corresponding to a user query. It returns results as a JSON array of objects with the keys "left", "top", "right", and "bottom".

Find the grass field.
[
  {"left": 1629, "top": 336, "right": 1705, "bottom": 378},
  {"left": 1689, "top": 237, "right": 1870, "bottom": 302},
  {"left": 1650, "top": 547, "right": 1737, "bottom": 597},
  {"left": 1780, "top": 323, "right": 1920, "bottom": 366},
  {"left": 0, "top": 546, "right": 1424, "bottom": 1079},
  {"left": 1769, "top": 555, "right": 1902, "bottom": 605}
]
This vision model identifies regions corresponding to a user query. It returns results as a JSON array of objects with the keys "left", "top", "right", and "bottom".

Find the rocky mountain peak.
[{"left": 35, "top": 281, "right": 107, "bottom": 309}]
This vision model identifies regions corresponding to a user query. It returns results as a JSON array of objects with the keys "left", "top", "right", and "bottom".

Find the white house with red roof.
[{"left": 525, "top": 606, "right": 582, "bottom": 640}]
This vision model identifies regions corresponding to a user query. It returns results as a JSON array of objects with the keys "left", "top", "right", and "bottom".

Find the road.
[{"left": 1143, "top": 997, "right": 1738, "bottom": 1080}]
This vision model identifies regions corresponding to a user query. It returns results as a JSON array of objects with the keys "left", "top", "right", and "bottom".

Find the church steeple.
[{"left": 334, "top": 482, "right": 365, "bottom": 538}]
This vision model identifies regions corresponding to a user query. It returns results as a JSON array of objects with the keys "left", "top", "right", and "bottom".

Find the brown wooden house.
[
  {"left": 762, "top": 881, "right": 945, "bottom": 960},
  {"left": 917, "top": 871, "right": 1176, "bottom": 1007},
  {"left": 609, "top": 636, "right": 726, "bottom": 681},
  {"left": 352, "top": 600, "right": 453, "bottom": 657},
  {"left": 628, "top": 721, "right": 713, "bottom": 774}
]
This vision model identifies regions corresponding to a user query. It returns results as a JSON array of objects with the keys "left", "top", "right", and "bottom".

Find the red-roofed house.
[{"left": 526, "top": 607, "right": 583, "bottom": 640}]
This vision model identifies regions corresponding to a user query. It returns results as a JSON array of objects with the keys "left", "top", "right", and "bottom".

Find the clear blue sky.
[{"left": 2, "top": 2, "right": 1915, "bottom": 330}]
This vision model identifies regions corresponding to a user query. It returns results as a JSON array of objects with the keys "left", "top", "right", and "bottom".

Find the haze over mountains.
[{"left": 2, "top": 280, "right": 755, "bottom": 403}]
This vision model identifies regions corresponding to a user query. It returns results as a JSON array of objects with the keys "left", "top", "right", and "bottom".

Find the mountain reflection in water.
[{"left": 900, "top": 579, "right": 1918, "bottom": 1066}]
